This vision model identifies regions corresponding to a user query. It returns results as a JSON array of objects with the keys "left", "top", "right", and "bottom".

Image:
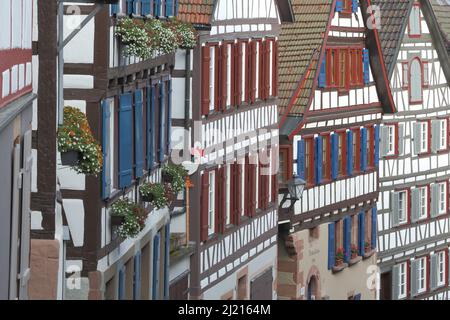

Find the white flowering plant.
[
  {"left": 111, "top": 198, "right": 148, "bottom": 239},
  {"left": 115, "top": 18, "right": 151, "bottom": 59},
  {"left": 145, "top": 19, "right": 178, "bottom": 55},
  {"left": 57, "top": 106, "right": 103, "bottom": 176},
  {"left": 162, "top": 164, "right": 188, "bottom": 194},
  {"left": 139, "top": 182, "right": 168, "bottom": 209},
  {"left": 168, "top": 18, "right": 197, "bottom": 49}
]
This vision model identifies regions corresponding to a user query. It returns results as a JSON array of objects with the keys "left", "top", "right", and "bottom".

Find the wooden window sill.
[
  {"left": 363, "top": 249, "right": 376, "bottom": 259},
  {"left": 332, "top": 263, "right": 348, "bottom": 274},
  {"left": 349, "top": 256, "right": 362, "bottom": 266}
]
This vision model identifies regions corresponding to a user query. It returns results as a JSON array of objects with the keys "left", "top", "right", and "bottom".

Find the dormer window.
[{"left": 409, "top": 4, "right": 421, "bottom": 37}]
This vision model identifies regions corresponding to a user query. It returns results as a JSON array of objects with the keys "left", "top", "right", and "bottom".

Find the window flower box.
[
  {"left": 110, "top": 198, "right": 148, "bottom": 239},
  {"left": 61, "top": 150, "right": 81, "bottom": 166},
  {"left": 140, "top": 183, "right": 168, "bottom": 209},
  {"left": 162, "top": 163, "right": 188, "bottom": 194}
]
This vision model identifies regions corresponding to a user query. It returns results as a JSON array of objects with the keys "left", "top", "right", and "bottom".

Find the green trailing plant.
[
  {"left": 111, "top": 199, "right": 148, "bottom": 239},
  {"left": 162, "top": 163, "right": 188, "bottom": 194},
  {"left": 57, "top": 106, "right": 103, "bottom": 176},
  {"left": 140, "top": 183, "right": 168, "bottom": 209}
]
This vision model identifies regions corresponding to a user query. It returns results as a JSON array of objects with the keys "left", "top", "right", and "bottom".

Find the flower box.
[
  {"left": 61, "top": 151, "right": 81, "bottom": 166},
  {"left": 111, "top": 215, "right": 125, "bottom": 226},
  {"left": 141, "top": 193, "right": 155, "bottom": 203},
  {"left": 162, "top": 171, "right": 173, "bottom": 184}
]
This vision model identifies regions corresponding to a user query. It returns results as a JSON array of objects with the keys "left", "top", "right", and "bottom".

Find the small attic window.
[{"left": 409, "top": 4, "right": 421, "bottom": 37}]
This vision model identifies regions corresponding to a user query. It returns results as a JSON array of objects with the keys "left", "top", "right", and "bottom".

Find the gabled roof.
[
  {"left": 371, "top": 0, "right": 413, "bottom": 78},
  {"left": 429, "top": 0, "right": 450, "bottom": 55},
  {"left": 177, "top": 0, "right": 215, "bottom": 25},
  {"left": 278, "top": 0, "right": 334, "bottom": 118}
]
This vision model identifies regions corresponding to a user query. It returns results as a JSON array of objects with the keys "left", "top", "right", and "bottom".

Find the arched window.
[{"left": 410, "top": 58, "right": 423, "bottom": 103}]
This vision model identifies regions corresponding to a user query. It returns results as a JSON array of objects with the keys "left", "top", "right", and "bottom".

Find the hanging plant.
[
  {"left": 140, "top": 182, "right": 168, "bottom": 209},
  {"left": 57, "top": 106, "right": 103, "bottom": 176},
  {"left": 115, "top": 17, "right": 151, "bottom": 59},
  {"left": 145, "top": 19, "right": 178, "bottom": 55},
  {"left": 168, "top": 18, "right": 197, "bottom": 49},
  {"left": 162, "top": 164, "right": 188, "bottom": 194},
  {"left": 111, "top": 198, "right": 149, "bottom": 239}
]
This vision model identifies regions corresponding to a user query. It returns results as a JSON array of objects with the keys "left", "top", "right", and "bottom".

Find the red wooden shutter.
[
  {"left": 236, "top": 162, "right": 242, "bottom": 223},
  {"left": 258, "top": 161, "right": 263, "bottom": 210},
  {"left": 250, "top": 162, "right": 256, "bottom": 217},
  {"left": 200, "top": 172, "right": 209, "bottom": 242},
  {"left": 215, "top": 167, "right": 226, "bottom": 234},
  {"left": 221, "top": 43, "right": 228, "bottom": 111},
  {"left": 245, "top": 41, "right": 251, "bottom": 104},
  {"left": 250, "top": 40, "right": 257, "bottom": 104},
  {"left": 259, "top": 40, "right": 266, "bottom": 101},
  {"left": 214, "top": 45, "right": 221, "bottom": 111},
  {"left": 221, "top": 167, "right": 226, "bottom": 232},
  {"left": 235, "top": 43, "right": 242, "bottom": 106},
  {"left": 245, "top": 157, "right": 250, "bottom": 217},
  {"left": 271, "top": 173, "right": 277, "bottom": 204},
  {"left": 273, "top": 40, "right": 278, "bottom": 97},
  {"left": 201, "top": 46, "right": 211, "bottom": 116},
  {"left": 230, "top": 164, "right": 236, "bottom": 225},
  {"left": 230, "top": 43, "right": 236, "bottom": 107}
]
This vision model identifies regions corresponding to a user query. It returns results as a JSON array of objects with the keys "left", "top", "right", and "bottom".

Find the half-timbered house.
[
  {"left": 0, "top": 0, "right": 35, "bottom": 300},
  {"left": 277, "top": 0, "right": 395, "bottom": 300},
  {"left": 172, "top": 0, "right": 293, "bottom": 300},
  {"left": 30, "top": 1, "right": 179, "bottom": 300},
  {"left": 374, "top": 0, "right": 450, "bottom": 300}
]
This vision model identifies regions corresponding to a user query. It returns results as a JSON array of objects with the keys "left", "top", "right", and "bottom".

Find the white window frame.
[
  {"left": 437, "top": 251, "right": 446, "bottom": 287},
  {"left": 398, "top": 262, "right": 407, "bottom": 299},
  {"left": 418, "top": 257, "right": 427, "bottom": 294},
  {"left": 398, "top": 190, "right": 408, "bottom": 224},
  {"left": 387, "top": 125, "right": 396, "bottom": 156},
  {"left": 438, "top": 182, "right": 447, "bottom": 215},
  {"left": 409, "top": 5, "right": 421, "bottom": 37},
  {"left": 439, "top": 119, "right": 448, "bottom": 150},
  {"left": 226, "top": 43, "right": 232, "bottom": 107},
  {"left": 419, "top": 186, "right": 428, "bottom": 220},
  {"left": 420, "top": 122, "right": 429, "bottom": 153},
  {"left": 2, "top": 70, "right": 10, "bottom": 99},
  {"left": 208, "top": 171, "right": 215, "bottom": 236},
  {"left": 209, "top": 46, "right": 215, "bottom": 111}
]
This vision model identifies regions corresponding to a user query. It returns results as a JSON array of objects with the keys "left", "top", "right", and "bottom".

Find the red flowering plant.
[
  {"left": 351, "top": 244, "right": 359, "bottom": 259},
  {"left": 57, "top": 106, "right": 103, "bottom": 176},
  {"left": 335, "top": 248, "right": 345, "bottom": 266},
  {"left": 364, "top": 241, "right": 371, "bottom": 253}
]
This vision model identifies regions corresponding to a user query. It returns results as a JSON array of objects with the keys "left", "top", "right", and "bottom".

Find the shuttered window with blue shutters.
[
  {"left": 147, "top": 84, "right": 156, "bottom": 169},
  {"left": 331, "top": 133, "right": 339, "bottom": 180},
  {"left": 165, "top": 0, "right": 174, "bottom": 16},
  {"left": 119, "top": 93, "right": 133, "bottom": 189},
  {"left": 360, "top": 127, "right": 367, "bottom": 172},
  {"left": 152, "top": 232, "right": 161, "bottom": 300},
  {"left": 166, "top": 79, "right": 172, "bottom": 154},
  {"left": 363, "top": 49, "right": 370, "bottom": 84},
  {"left": 358, "top": 212, "right": 365, "bottom": 256},
  {"left": 126, "top": 0, "right": 134, "bottom": 14},
  {"left": 344, "top": 216, "right": 352, "bottom": 263},
  {"left": 141, "top": 0, "right": 151, "bottom": 15},
  {"left": 154, "top": 0, "right": 161, "bottom": 16},
  {"left": 374, "top": 125, "right": 380, "bottom": 167},
  {"left": 133, "top": 252, "right": 141, "bottom": 300},
  {"left": 318, "top": 57, "right": 326, "bottom": 88},
  {"left": 346, "top": 131, "right": 353, "bottom": 176},
  {"left": 164, "top": 224, "right": 170, "bottom": 299},
  {"left": 110, "top": 4, "right": 119, "bottom": 15},
  {"left": 315, "top": 137, "right": 323, "bottom": 185},
  {"left": 336, "top": 0, "right": 343, "bottom": 12},
  {"left": 371, "top": 207, "right": 377, "bottom": 249},
  {"left": 118, "top": 266, "right": 126, "bottom": 300},
  {"left": 102, "top": 100, "right": 111, "bottom": 199},
  {"left": 352, "top": 0, "right": 359, "bottom": 12},
  {"left": 297, "top": 140, "right": 305, "bottom": 180},
  {"left": 135, "top": 90, "right": 144, "bottom": 178},
  {"left": 328, "top": 223, "right": 335, "bottom": 270},
  {"left": 159, "top": 81, "right": 166, "bottom": 163}
]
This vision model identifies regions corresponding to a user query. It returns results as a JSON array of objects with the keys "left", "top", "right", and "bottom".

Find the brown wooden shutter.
[
  {"left": 214, "top": 45, "right": 221, "bottom": 111},
  {"left": 236, "top": 162, "right": 242, "bottom": 223},
  {"left": 221, "top": 167, "right": 226, "bottom": 232},
  {"left": 273, "top": 40, "right": 278, "bottom": 97},
  {"left": 259, "top": 40, "right": 265, "bottom": 101},
  {"left": 245, "top": 41, "right": 251, "bottom": 104},
  {"left": 250, "top": 163, "right": 256, "bottom": 217},
  {"left": 230, "top": 42, "right": 236, "bottom": 107},
  {"left": 230, "top": 164, "right": 236, "bottom": 225},
  {"left": 235, "top": 43, "right": 242, "bottom": 107},
  {"left": 271, "top": 173, "right": 277, "bottom": 204},
  {"left": 265, "top": 39, "right": 271, "bottom": 99},
  {"left": 221, "top": 43, "right": 228, "bottom": 111},
  {"left": 250, "top": 40, "right": 257, "bottom": 104},
  {"left": 215, "top": 167, "right": 226, "bottom": 234},
  {"left": 245, "top": 157, "right": 250, "bottom": 217},
  {"left": 200, "top": 172, "right": 209, "bottom": 242},
  {"left": 201, "top": 45, "right": 210, "bottom": 116},
  {"left": 258, "top": 161, "right": 263, "bottom": 210}
]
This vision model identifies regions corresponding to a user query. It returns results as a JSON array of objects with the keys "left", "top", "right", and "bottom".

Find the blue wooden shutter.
[
  {"left": 166, "top": 79, "right": 172, "bottom": 154},
  {"left": 164, "top": 223, "right": 170, "bottom": 300},
  {"left": 110, "top": 4, "right": 119, "bottom": 15},
  {"left": 152, "top": 232, "right": 161, "bottom": 300},
  {"left": 101, "top": 100, "right": 111, "bottom": 199},
  {"left": 297, "top": 140, "right": 305, "bottom": 180},
  {"left": 174, "top": 0, "right": 179, "bottom": 16},
  {"left": 328, "top": 223, "right": 335, "bottom": 270},
  {"left": 154, "top": 0, "right": 161, "bottom": 16},
  {"left": 135, "top": 90, "right": 144, "bottom": 178},
  {"left": 352, "top": 0, "right": 359, "bottom": 12},
  {"left": 119, "top": 93, "right": 133, "bottom": 189},
  {"left": 133, "top": 252, "right": 141, "bottom": 300},
  {"left": 142, "top": 0, "right": 151, "bottom": 15},
  {"left": 374, "top": 125, "right": 380, "bottom": 168},
  {"left": 126, "top": 0, "right": 134, "bottom": 14},
  {"left": 336, "top": 0, "right": 343, "bottom": 12},
  {"left": 159, "top": 81, "right": 166, "bottom": 162},
  {"left": 165, "top": 0, "right": 174, "bottom": 16},
  {"left": 344, "top": 216, "right": 351, "bottom": 263},
  {"left": 363, "top": 49, "right": 370, "bottom": 84},
  {"left": 354, "top": 293, "right": 361, "bottom": 300},
  {"left": 331, "top": 133, "right": 338, "bottom": 180},
  {"left": 318, "top": 57, "right": 326, "bottom": 88},
  {"left": 360, "top": 128, "right": 367, "bottom": 172},
  {"left": 146, "top": 85, "right": 155, "bottom": 169},
  {"left": 118, "top": 266, "right": 126, "bottom": 300},
  {"left": 347, "top": 131, "right": 353, "bottom": 176},
  {"left": 358, "top": 212, "right": 365, "bottom": 256},
  {"left": 371, "top": 207, "right": 377, "bottom": 250},
  {"left": 315, "top": 137, "right": 323, "bottom": 185}
]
